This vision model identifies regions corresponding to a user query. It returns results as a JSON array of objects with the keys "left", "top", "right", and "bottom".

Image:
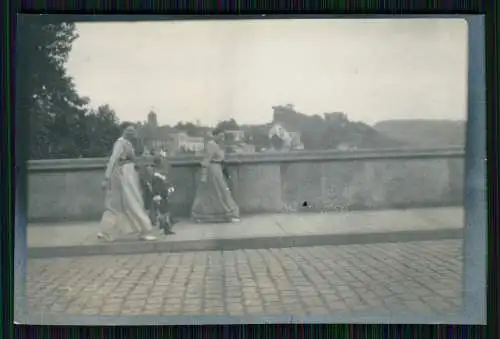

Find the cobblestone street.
[{"left": 26, "top": 240, "right": 463, "bottom": 318}]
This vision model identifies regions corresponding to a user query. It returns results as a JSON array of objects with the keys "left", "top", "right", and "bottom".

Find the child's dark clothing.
[{"left": 139, "top": 157, "right": 176, "bottom": 235}]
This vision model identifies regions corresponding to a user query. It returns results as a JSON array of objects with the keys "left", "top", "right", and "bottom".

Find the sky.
[{"left": 65, "top": 18, "right": 468, "bottom": 127}]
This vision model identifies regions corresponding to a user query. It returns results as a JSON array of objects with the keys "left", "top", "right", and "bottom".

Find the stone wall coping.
[{"left": 27, "top": 147, "right": 465, "bottom": 172}]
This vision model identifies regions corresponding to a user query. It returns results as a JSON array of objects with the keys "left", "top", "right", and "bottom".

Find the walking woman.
[
  {"left": 97, "top": 123, "right": 157, "bottom": 242},
  {"left": 191, "top": 128, "right": 240, "bottom": 223}
]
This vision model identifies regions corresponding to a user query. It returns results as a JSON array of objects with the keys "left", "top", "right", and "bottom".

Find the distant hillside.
[
  {"left": 138, "top": 109, "right": 466, "bottom": 152},
  {"left": 272, "top": 105, "right": 405, "bottom": 150},
  {"left": 373, "top": 119, "right": 466, "bottom": 147}
]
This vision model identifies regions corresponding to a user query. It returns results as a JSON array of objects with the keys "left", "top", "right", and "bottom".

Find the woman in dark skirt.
[{"left": 191, "top": 129, "right": 240, "bottom": 223}]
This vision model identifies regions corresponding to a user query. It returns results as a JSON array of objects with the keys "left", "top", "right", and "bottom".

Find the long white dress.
[{"left": 99, "top": 137, "right": 153, "bottom": 238}]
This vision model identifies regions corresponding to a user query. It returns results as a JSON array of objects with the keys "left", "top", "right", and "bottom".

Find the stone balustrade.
[{"left": 27, "top": 147, "right": 465, "bottom": 222}]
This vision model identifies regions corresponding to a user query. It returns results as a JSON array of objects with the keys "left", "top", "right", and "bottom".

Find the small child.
[{"left": 140, "top": 155, "right": 176, "bottom": 235}]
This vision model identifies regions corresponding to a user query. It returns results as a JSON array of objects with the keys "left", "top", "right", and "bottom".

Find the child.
[{"left": 140, "top": 155, "right": 176, "bottom": 235}]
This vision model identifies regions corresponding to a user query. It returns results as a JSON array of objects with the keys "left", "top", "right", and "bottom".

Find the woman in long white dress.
[{"left": 97, "top": 124, "right": 156, "bottom": 242}]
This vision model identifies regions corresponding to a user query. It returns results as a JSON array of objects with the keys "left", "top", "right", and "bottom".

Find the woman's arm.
[
  {"left": 200, "top": 141, "right": 216, "bottom": 167},
  {"left": 104, "top": 138, "right": 124, "bottom": 180}
]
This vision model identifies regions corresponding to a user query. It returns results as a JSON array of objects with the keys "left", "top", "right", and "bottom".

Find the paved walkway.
[
  {"left": 27, "top": 207, "right": 464, "bottom": 258},
  {"left": 23, "top": 239, "right": 463, "bottom": 323}
]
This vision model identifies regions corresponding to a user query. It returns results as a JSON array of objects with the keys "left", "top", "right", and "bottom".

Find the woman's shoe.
[
  {"left": 97, "top": 232, "right": 114, "bottom": 242},
  {"left": 230, "top": 218, "right": 241, "bottom": 223},
  {"left": 139, "top": 234, "right": 157, "bottom": 241}
]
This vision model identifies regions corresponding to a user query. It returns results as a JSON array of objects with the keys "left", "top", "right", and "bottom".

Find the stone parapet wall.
[{"left": 27, "top": 147, "right": 465, "bottom": 222}]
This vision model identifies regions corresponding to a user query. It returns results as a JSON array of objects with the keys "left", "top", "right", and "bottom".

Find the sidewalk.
[{"left": 28, "top": 207, "right": 464, "bottom": 258}]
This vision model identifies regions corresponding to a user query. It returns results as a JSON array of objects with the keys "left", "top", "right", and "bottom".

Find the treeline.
[
  {"left": 373, "top": 120, "right": 466, "bottom": 147},
  {"left": 271, "top": 108, "right": 405, "bottom": 150},
  {"left": 19, "top": 17, "right": 123, "bottom": 160}
]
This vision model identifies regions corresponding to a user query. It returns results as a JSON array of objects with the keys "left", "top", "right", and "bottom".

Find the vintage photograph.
[{"left": 22, "top": 17, "right": 467, "bottom": 321}]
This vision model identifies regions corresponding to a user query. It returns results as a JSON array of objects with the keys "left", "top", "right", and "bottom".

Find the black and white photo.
[{"left": 20, "top": 16, "right": 472, "bottom": 323}]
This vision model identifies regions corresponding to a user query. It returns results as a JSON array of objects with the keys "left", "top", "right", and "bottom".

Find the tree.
[
  {"left": 215, "top": 118, "right": 239, "bottom": 132},
  {"left": 174, "top": 122, "right": 200, "bottom": 136},
  {"left": 241, "top": 125, "right": 271, "bottom": 151},
  {"left": 82, "top": 105, "right": 122, "bottom": 157},
  {"left": 270, "top": 135, "right": 285, "bottom": 150},
  {"left": 17, "top": 16, "right": 91, "bottom": 159}
]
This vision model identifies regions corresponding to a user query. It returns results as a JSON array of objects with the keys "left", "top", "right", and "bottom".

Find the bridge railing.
[{"left": 27, "top": 147, "right": 465, "bottom": 222}]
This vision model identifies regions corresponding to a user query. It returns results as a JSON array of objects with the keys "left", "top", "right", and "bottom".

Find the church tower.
[{"left": 147, "top": 110, "right": 158, "bottom": 127}]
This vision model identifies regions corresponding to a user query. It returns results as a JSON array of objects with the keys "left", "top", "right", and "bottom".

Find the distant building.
[
  {"left": 147, "top": 110, "right": 158, "bottom": 127},
  {"left": 268, "top": 123, "right": 291, "bottom": 150},
  {"left": 170, "top": 132, "right": 205, "bottom": 155},
  {"left": 138, "top": 124, "right": 177, "bottom": 151},
  {"left": 272, "top": 105, "right": 296, "bottom": 127},
  {"left": 268, "top": 123, "right": 291, "bottom": 142},
  {"left": 224, "top": 130, "right": 245, "bottom": 143},
  {"left": 289, "top": 132, "right": 304, "bottom": 150},
  {"left": 223, "top": 130, "right": 255, "bottom": 154},
  {"left": 137, "top": 111, "right": 206, "bottom": 155},
  {"left": 324, "top": 112, "right": 348, "bottom": 123},
  {"left": 268, "top": 123, "right": 304, "bottom": 151},
  {"left": 137, "top": 111, "right": 171, "bottom": 150}
]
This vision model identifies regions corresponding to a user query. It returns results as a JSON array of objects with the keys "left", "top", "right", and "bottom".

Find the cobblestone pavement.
[{"left": 25, "top": 240, "right": 463, "bottom": 317}]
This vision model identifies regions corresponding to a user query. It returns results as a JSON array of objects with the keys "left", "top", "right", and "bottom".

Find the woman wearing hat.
[
  {"left": 97, "top": 122, "right": 156, "bottom": 242},
  {"left": 191, "top": 128, "right": 240, "bottom": 223}
]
